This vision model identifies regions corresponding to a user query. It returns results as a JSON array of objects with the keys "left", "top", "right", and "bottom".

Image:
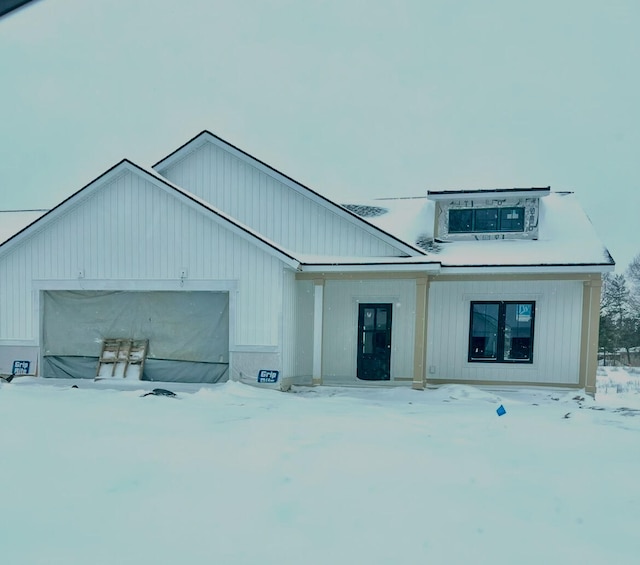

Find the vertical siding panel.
[
  {"left": 160, "top": 143, "right": 402, "bottom": 258},
  {"left": 3, "top": 148, "right": 410, "bottom": 351},
  {"left": 427, "top": 280, "right": 582, "bottom": 385},
  {"left": 322, "top": 279, "right": 415, "bottom": 381}
]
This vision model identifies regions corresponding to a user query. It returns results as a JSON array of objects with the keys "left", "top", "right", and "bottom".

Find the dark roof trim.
[
  {"left": 0, "top": 0, "right": 37, "bottom": 18},
  {"left": 428, "top": 187, "right": 551, "bottom": 196},
  {"left": 299, "top": 261, "right": 440, "bottom": 267},
  {"left": 0, "top": 159, "right": 131, "bottom": 251},
  {"left": 127, "top": 161, "right": 300, "bottom": 265},
  {"left": 440, "top": 261, "right": 615, "bottom": 268},
  {"left": 0, "top": 159, "right": 300, "bottom": 267},
  {"left": 153, "top": 130, "right": 426, "bottom": 256}
]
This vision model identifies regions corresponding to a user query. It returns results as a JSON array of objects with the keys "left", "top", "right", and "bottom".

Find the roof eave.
[
  {"left": 427, "top": 187, "right": 551, "bottom": 201},
  {"left": 299, "top": 262, "right": 441, "bottom": 274},
  {"left": 438, "top": 263, "right": 615, "bottom": 275}
]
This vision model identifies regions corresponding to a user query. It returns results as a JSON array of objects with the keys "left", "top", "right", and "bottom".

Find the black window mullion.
[{"left": 496, "top": 302, "right": 505, "bottom": 361}]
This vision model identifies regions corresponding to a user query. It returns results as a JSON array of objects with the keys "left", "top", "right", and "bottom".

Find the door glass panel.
[
  {"left": 470, "top": 303, "right": 499, "bottom": 359},
  {"left": 363, "top": 308, "right": 375, "bottom": 330},
  {"left": 503, "top": 303, "right": 533, "bottom": 360},
  {"left": 362, "top": 332, "right": 373, "bottom": 354},
  {"left": 376, "top": 308, "right": 387, "bottom": 330}
]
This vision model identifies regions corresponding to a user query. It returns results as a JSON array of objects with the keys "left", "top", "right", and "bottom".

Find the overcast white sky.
[{"left": 1, "top": 0, "right": 638, "bottom": 269}]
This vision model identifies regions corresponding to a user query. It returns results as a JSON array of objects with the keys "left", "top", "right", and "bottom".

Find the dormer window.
[
  {"left": 427, "top": 187, "right": 549, "bottom": 242},
  {"left": 449, "top": 207, "right": 525, "bottom": 234}
]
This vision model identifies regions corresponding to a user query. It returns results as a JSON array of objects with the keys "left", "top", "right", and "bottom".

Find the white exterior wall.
[
  {"left": 321, "top": 279, "right": 416, "bottom": 384},
  {"left": 158, "top": 142, "right": 403, "bottom": 257},
  {"left": 279, "top": 275, "right": 314, "bottom": 386},
  {"left": 0, "top": 170, "right": 285, "bottom": 350},
  {"left": 294, "top": 279, "right": 314, "bottom": 381},
  {"left": 426, "top": 279, "right": 584, "bottom": 384}
]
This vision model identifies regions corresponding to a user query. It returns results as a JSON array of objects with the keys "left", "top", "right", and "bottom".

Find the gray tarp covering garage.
[{"left": 42, "top": 290, "right": 229, "bottom": 383}]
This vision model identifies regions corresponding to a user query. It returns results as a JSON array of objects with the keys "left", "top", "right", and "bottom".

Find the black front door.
[{"left": 357, "top": 303, "right": 392, "bottom": 381}]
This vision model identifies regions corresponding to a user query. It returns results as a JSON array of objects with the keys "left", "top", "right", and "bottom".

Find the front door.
[{"left": 357, "top": 303, "right": 392, "bottom": 381}]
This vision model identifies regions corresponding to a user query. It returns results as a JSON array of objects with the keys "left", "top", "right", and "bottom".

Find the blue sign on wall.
[
  {"left": 12, "top": 360, "right": 30, "bottom": 375},
  {"left": 257, "top": 370, "right": 279, "bottom": 383}
]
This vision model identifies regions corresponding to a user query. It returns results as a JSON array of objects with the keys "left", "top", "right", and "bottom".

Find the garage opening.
[{"left": 42, "top": 290, "right": 229, "bottom": 383}]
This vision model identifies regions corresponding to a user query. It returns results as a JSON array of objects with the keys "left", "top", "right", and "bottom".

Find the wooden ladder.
[{"left": 95, "top": 338, "right": 148, "bottom": 380}]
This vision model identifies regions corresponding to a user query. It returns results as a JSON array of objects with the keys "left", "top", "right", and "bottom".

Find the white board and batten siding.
[
  {"left": 321, "top": 279, "right": 416, "bottom": 384},
  {"left": 0, "top": 169, "right": 286, "bottom": 350},
  {"left": 426, "top": 279, "right": 584, "bottom": 385},
  {"left": 279, "top": 275, "right": 315, "bottom": 385},
  {"left": 157, "top": 141, "right": 403, "bottom": 257}
]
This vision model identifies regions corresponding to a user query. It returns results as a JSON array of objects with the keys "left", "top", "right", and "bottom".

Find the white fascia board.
[
  {"left": 439, "top": 263, "right": 615, "bottom": 275},
  {"left": 299, "top": 262, "right": 441, "bottom": 274},
  {"left": 153, "top": 131, "right": 424, "bottom": 257}
]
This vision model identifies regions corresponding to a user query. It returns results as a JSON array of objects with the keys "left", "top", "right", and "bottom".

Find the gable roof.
[
  {"left": 344, "top": 192, "right": 615, "bottom": 273},
  {"left": 0, "top": 161, "right": 441, "bottom": 274},
  {"left": 0, "top": 159, "right": 302, "bottom": 269},
  {"left": 1, "top": 136, "right": 613, "bottom": 275},
  {"left": 153, "top": 130, "right": 426, "bottom": 257}
]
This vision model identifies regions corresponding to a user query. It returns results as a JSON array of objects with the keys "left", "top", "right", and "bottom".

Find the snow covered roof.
[
  {"left": 1, "top": 135, "right": 613, "bottom": 276},
  {"left": 0, "top": 210, "right": 48, "bottom": 245},
  {"left": 343, "top": 191, "right": 614, "bottom": 271}
]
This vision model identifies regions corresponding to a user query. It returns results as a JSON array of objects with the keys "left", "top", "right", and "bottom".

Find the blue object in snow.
[{"left": 496, "top": 405, "right": 506, "bottom": 416}]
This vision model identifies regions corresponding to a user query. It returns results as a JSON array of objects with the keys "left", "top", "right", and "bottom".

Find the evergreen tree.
[{"left": 599, "top": 272, "right": 639, "bottom": 365}]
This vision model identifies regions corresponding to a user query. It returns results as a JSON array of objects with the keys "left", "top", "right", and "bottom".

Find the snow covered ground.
[{"left": 1, "top": 369, "right": 639, "bottom": 564}]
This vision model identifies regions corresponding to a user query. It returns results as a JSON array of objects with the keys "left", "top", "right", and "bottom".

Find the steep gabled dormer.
[{"left": 427, "top": 187, "right": 550, "bottom": 242}]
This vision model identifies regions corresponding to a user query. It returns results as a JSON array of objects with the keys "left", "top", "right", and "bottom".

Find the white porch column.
[
  {"left": 580, "top": 276, "right": 602, "bottom": 397},
  {"left": 312, "top": 279, "right": 324, "bottom": 385},
  {"left": 413, "top": 277, "right": 429, "bottom": 390}
]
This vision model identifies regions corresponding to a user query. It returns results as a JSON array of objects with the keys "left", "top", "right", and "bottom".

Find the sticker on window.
[{"left": 516, "top": 304, "right": 532, "bottom": 322}]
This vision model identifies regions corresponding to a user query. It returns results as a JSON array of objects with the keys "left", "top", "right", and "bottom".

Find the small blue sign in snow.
[
  {"left": 257, "top": 370, "right": 279, "bottom": 384},
  {"left": 496, "top": 404, "right": 506, "bottom": 417},
  {"left": 12, "top": 360, "right": 30, "bottom": 376}
]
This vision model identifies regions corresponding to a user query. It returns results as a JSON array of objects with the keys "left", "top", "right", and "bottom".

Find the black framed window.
[
  {"left": 449, "top": 207, "right": 524, "bottom": 233},
  {"left": 469, "top": 301, "right": 535, "bottom": 363}
]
